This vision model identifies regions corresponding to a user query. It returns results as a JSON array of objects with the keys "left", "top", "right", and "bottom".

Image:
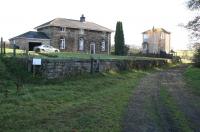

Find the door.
[{"left": 90, "top": 43, "right": 95, "bottom": 54}]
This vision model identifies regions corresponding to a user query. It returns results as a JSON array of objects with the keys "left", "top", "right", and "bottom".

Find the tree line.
[{"left": 185, "top": 0, "right": 200, "bottom": 67}]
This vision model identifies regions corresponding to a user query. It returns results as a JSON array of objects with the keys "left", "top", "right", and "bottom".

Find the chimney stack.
[{"left": 80, "top": 14, "right": 85, "bottom": 22}]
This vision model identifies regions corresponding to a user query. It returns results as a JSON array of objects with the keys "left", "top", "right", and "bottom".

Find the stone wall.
[
  {"left": 38, "top": 27, "right": 111, "bottom": 54},
  {"left": 25, "top": 58, "right": 169, "bottom": 79}
]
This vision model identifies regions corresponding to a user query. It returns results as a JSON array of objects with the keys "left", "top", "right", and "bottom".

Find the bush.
[
  {"left": 123, "top": 45, "right": 130, "bottom": 56},
  {"left": 193, "top": 48, "right": 200, "bottom": 67},
  {"left": 2, "top": 57, "right": 33, "bottom": 93}
]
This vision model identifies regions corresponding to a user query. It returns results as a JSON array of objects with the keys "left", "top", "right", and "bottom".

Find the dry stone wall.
[{"left": 23, "top": 58, "right": 169, "bottom": 79}]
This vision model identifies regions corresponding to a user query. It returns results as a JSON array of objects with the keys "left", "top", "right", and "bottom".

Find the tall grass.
[
  {"left": 0, "top": 62, "right": 146, "bottom": 132},
  {"left": 184, "top": 66, "right": 200, "bottom": 96}
]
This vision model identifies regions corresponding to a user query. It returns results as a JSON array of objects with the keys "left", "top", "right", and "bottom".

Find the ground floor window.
[
  {"left": 79, "top": 38, "right": 84, "bottom": 50},
  {"left": 101, "top": 40, "right": 106, "bottom": 51},
  {"left": 60, "top": 37, "right": 65, "bottom": 49}
]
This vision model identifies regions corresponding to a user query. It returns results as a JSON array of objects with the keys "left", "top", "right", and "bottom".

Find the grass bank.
[
  {"left": 184, "top": 66, "right": 200, "bottom": 96},
  {"left": 4, "top": 48, "right": 167, "bottom": 61},
  {"left": 0, "top": 66, "right": 146, "bottom": 132}
]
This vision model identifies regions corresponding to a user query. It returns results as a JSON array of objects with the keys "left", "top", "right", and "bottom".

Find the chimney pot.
[{"left": 80, "top": 14, "right": 85, "bottom": 22}]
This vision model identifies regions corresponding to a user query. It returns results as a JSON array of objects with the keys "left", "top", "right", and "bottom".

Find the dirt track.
[{"left": 123, "top": 65, "right": 200, "bottom": 132}]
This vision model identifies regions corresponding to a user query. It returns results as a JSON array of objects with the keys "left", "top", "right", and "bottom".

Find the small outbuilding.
[{"left": 9, "top": 31, "right": 50, "bottom": 51}]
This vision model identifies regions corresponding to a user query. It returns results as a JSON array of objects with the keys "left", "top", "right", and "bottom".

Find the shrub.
[
  {"left": 193, "top": 48, "right": 200, "bottom": 67},
  {"left": 2, "top": 57, "right": 32, "bottom": 93},
  {"left": 124, "top": 45, "right": 130, "bottom": 56}
]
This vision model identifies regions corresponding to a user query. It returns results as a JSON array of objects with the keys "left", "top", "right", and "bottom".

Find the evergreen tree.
[{"left": 114, "top": 22, "right": 125, "bottom": 55}]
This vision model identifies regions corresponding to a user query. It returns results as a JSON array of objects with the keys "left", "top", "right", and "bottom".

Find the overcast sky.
[{"left": 0, "top": 0, "right": 197, "bottom": 50}]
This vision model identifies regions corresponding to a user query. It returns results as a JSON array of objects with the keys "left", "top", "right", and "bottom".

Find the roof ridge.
[
  {"left": 34, "top": 17, "right": 113, "bottom": 32},
  {"left": 34, "top": 19, "right": 55, "bottom": 29},
  {"left": 142, "top": 27, "right": 170, "bottom": 34},
  {"left": 54, "top": 17, "right": 80, "bottom": 22}
]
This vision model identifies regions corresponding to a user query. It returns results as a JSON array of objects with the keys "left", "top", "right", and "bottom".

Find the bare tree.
[
  {"left": 185, "top": 0, "right": 200, "bottom": 67},
  {"left": 185, "top": 0, "right": 200, "bottom": 47}
]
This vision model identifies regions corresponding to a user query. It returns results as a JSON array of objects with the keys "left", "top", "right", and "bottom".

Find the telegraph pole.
[{"left": 3, "top": 42, "right": 6, "bottom": 54}]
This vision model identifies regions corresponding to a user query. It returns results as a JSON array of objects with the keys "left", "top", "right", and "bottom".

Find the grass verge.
[
  {"left": 4, "top": 48, "right": 167, "bottom": 60},
  {"left": 0, "top": 68, "right": 146, "bottom": 132},
  {"left": 184, "top": 66, "right": 200, "bottom": 96}
]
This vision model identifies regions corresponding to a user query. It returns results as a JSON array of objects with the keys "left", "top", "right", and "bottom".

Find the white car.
[{"left": 34, "top": 45, "right": 60, "bottom": 53}]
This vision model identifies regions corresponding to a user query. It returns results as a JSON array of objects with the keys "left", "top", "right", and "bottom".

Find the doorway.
[
  {"left": 90, "top": 43, "right": 95, "bottom": 54},
  {"left": 29, "top": 42, "right": 42, "bottom": 51}
]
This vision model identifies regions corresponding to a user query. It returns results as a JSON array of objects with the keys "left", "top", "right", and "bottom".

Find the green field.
[
  {"left": 0, "top": 57, "right": 147, "bottom": 132},
  {"left": 184, "top": 66, "right": 200, "bottom": 96}
]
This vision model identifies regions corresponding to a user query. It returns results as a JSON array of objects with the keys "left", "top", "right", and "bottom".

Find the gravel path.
[{"left": 123, "top": 65, "right": 200, "bottom": 132}]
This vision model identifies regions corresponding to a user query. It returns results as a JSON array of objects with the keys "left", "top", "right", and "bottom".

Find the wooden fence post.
[
  {"left": 0, "top": 37, "right": 3, "bottom": 55},
  {"left": 3, "top": 42, "right": 6, "bottom": 54},
  {"left": 90, "top": 56, "right": 94, "bottom": 74}
]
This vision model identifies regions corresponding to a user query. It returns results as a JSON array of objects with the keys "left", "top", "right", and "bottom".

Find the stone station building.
[{"left": 10, "top": 15, "right": 113, "bottom": 54}]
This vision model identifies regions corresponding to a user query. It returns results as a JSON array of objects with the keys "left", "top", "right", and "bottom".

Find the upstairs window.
[
  {"left": 143, "top": 34, "right": 148, "bottom": 42},
  {"left": 160, "top": 32, "right": 165, "bottom": 39},
  {"left": 60, "top": 27, "right": 65, "bottom": 32},
  {"left": 79, "top": 38, "right": 84, "bottom": 51},
  {"left": 60, "top": 37, "right": 65, "bottom": 49},
  {"left": 101, "top": 40, "right": 106, "bottom": 51},
  {"left": 79, "top": 29, "right": 84, "bottom": 35},
  {"left": 102, "top": 32, "right": 106, "bottom": 37}
]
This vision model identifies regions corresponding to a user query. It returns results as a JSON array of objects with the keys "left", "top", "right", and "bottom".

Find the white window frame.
[
  {"left": 79, "top": 29, "right": 84, "bottom": 35},
  {"left": 160, "top": 32, "right": 164, "bottom": 39},
  {"left": 101, "top": 40, "right": 106, "bottom": 51},
  {"left": 79, "top": 38, "right": 84, "bottom": 51},
  {"left": 143, "top": 34, "right": 148, "bottom": 42},
  {"left": 60, "top": 38, "right": 65, "bottom": 49},
  {"left": 60, "top": 27, "right": 65, "bottom": 32}
]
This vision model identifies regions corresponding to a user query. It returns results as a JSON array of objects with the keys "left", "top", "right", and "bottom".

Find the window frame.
[
  {"left": 60, "top": 27, "right": 65, "bottom": 32},
  {"left": 101, "top": 40, "right": 106, "bottom": 51},
  {"left": 60, "top": 37, "right": 65, "bottom": 49},
  {"left": 79, "top": 37, "right": 84, "bottom": 51},
  {"left": 143, "top": 34, "right": 148, "bottom": 42},
  {"left": 160, "top": 32, "right": 165, "bottom": 39},
  {"left": 79, "top": 29, "right": 84, "bottom": 35}
]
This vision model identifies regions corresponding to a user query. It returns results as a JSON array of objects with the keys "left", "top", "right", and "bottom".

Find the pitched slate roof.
[
  {"left": 34, "top": 18, "right": 113, "bottom": 32},
  {"left": 10, "top": 31, "right": 50, "bottom": 40},
  {"left": 142, "top": 28, "right": 170, "bottom": 34}
]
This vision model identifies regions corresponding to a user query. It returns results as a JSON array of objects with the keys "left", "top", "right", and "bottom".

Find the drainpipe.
[
  {"left": 153, "top": 29, "right": 155, "bottom": 54},
  {"left": 0, "top": 37, "right": 3, "bottom": 55},
  {"left": 107, "top": 33, "right": 110, "bottom": 55}
]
